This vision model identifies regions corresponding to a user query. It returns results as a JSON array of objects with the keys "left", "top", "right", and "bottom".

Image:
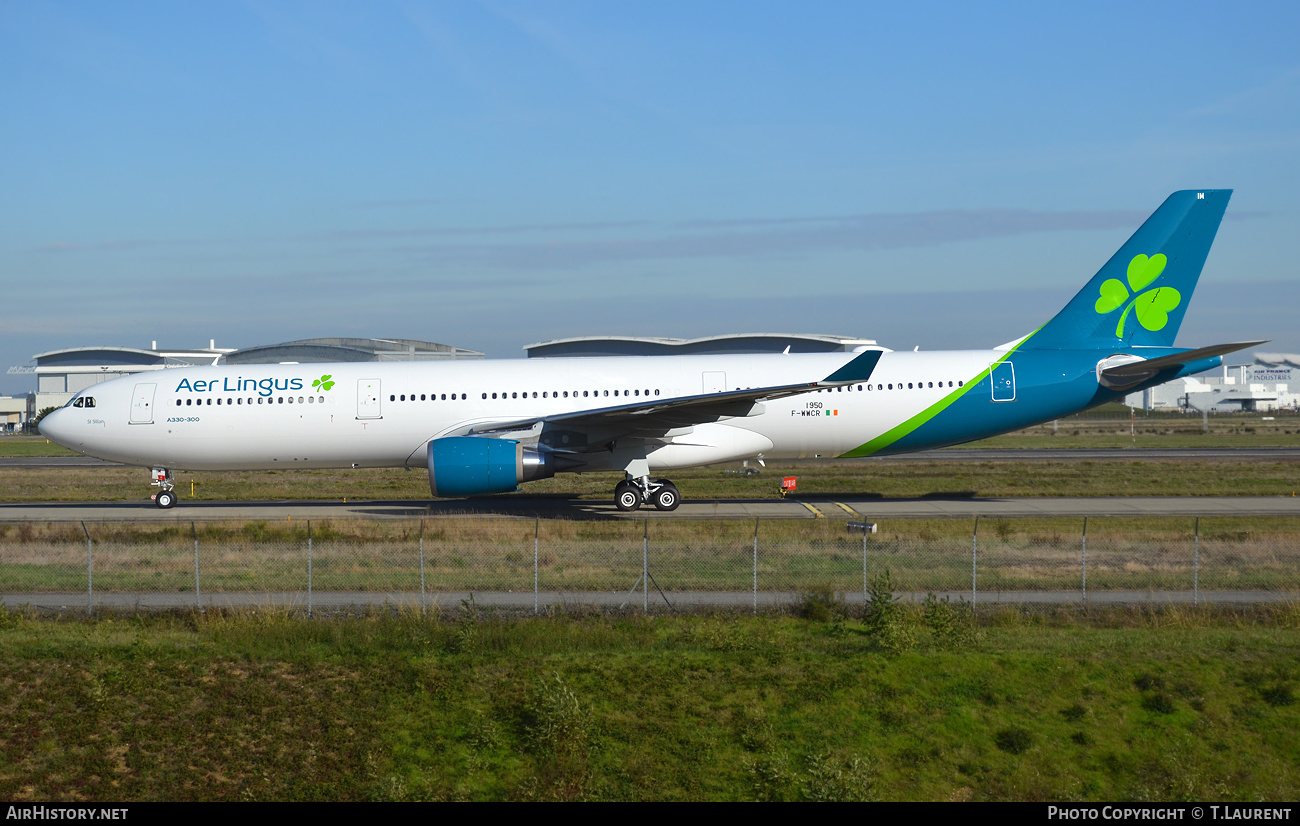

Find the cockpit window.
[{"left": 68, "top": 396, "right": 95, "bottom": 409}]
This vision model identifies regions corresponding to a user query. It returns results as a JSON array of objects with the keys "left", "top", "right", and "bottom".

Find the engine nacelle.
[{"left": 427, "top": 436, "right": 561, "bottom": 497}]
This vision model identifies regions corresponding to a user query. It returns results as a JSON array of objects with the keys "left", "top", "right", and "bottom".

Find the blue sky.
[{"left": 3, "top": 1, "right": 1298, "bottom": 393}]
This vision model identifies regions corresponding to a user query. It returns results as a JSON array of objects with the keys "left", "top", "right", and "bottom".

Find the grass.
[
  {"left": 0, "top": 437, "right": 79, "bottom": 458},
  {"left": 4, "top": 456, "right": 1300, "bottom": 503},
  {"left": 3, "top": 515, "right": 1299, "bottom": 596},
  {"left": 0, "top": 605, "right": 1297, "bottom": 801}
]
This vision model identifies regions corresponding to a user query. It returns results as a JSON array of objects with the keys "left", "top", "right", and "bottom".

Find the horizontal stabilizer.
[{"left": 1101, "top": 340, "right": 1268, "bottom": 379}]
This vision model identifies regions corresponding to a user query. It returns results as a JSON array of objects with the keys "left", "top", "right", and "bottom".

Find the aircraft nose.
[{"left": 38, "top": 408, "right": 71, "bottom": 444}]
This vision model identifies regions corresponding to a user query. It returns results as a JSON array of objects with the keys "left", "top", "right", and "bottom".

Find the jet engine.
[{"left": 427, "top": 436, "right": 576, "bottom": 497}]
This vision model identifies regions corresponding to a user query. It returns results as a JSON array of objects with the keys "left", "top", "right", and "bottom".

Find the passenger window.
[
  {"left": 288, "top": 397, "right": 294, "bottom": 404},
  {"left": 217, "top": 399, "right": 222, "bottom": 406},
  {"left": 440, "top": 394, "right": 446, "bottom": 400},
  {"left": 298, "top": 397, "right": 304, "bottom": 403},
  {"left": 603, "top": 390, "right": 609, "bottom": 397},
  {"left": 277, "top": 397, "right": 283, "bottom": 404},
  {"left": 928, "top": 382, "right": 933, "bottom": 388},
  {"left": 654, "top": 389, "right": 659, "bottom": 396},
  {"left": 512, "top": 392, "right": 517, "bottom": 399},
  {"left": 563, "top": 391, "right": 569, "bottom": 398},
  {"left": 237, "top": 398, "right": 242, "bottom": 405},
  {"left": 389, "top": 395, "right": 395, "bottom": 401},
  {"left": 176, "top": 400, "right": 182, "bottom": 407},
  {"left": 887, "top": 384, "right": 892, "bottom": 390},
  {"left": 186, "top": 399, "right": 192, "bottom": 406},
  {"left": 958, "top": 381, "right": 963, "bottom": 387},
  {"left": 583, "top": 391, "right": 588, "bottom": 397}
]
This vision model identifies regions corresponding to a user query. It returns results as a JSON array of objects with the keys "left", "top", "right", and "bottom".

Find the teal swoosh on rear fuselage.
[{"left": 840, "top": 347, "right": 1201, "bottom": 458}]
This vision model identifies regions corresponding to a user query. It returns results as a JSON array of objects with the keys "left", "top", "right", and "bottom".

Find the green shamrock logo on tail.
[
  {"left": 312, "top": 374, "right": 336, "bottom": 392},
  {"left": 1094, "top": 253, "right": 1181, "bottom": 338}
]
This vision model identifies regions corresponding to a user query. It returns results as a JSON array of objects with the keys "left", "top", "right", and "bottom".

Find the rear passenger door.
[{"left": 357, "top": 379, "right": 383, "bottom": 419}]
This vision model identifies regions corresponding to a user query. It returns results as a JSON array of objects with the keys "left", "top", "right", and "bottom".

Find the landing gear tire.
[
  {"left": 615, "top": 481, "right": 642, "bottom": 512},
  {"left": 653, "top": 482, "right": 680, "bottom": 512},
  {"left": 155, "top": 489, "right": 176, "bottom": 509}
]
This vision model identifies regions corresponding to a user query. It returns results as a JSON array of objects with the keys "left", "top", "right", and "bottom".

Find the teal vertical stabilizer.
[{"left": 1025, "top": 189, "right": 1231, "bottom": 350}]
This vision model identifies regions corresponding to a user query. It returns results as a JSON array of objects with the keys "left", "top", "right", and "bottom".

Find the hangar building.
[
  {"left": 524, "top": 333, "right": 878, "bottom": 358},
  {"left": 1123, "top": 353, "right": 1300, "bottom": 413}
]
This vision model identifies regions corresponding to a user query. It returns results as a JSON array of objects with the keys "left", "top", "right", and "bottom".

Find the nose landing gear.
[
  {"left": 613, "top": 476, "right": 680, "bottom": 512},
  {"left": 150, "top": 468, "right": 176, "bottom": 509}
]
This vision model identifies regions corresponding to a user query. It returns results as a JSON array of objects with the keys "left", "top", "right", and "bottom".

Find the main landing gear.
[
  {"left": 614, "top": 477, "right": 680, "bottom": 512},
  {"left": 150, "top": 467, "right": 176, "bottom": 509}
]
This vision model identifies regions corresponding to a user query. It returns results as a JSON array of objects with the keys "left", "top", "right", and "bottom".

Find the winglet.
[{"left": 822, "top": 350, "right": 883, "bottom": 384}]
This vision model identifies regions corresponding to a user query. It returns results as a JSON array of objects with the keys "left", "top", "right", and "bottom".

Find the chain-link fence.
[{"left": 1, "top": 517, "right": 1298, "bottom": 613}]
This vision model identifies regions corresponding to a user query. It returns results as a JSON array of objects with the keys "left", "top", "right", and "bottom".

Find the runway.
[
  {"left": 4, "top": 446, "right": 1300, "bottom": 469},
  {"left": 4, "top": 494, "right": 1300, "bottom": 522}
]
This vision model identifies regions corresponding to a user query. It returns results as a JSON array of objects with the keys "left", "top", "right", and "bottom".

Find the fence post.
[
  {"left": 534, "top": 518, "right": 540, "bottom": 616},
  {"left": 1081, "top": 517, "right": 1088, "bottom": 608},
  {"left": 753, "top": 518, "right": 759, "bottom": 615},
  {"left": 192, "top": 522, "right": 201, "bottom": 612},
  {"left": 419, "top": 519, "right": 426, "bottom": 615},
  {"left": 643, "top": 519, "right": 649, "bottom": 613},
  {"left": 307, "top": 520, "right": 313, "bottom": 618},
  {"left": 1193, "top": 516, "right": 1200, "bottom": 607},
  {"left": 971, "top": 516, "right": 979, "bottom": 611},
  {"left": 82, "top": 521, "right": 92, "bottom": 617},
  {"left": 862, "top": 520, "right": 868, "bottom": 610}
]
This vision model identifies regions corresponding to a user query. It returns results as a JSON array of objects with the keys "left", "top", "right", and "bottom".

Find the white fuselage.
[{"left": 40, "top": 349, "right": 1004, "bottom": 472}]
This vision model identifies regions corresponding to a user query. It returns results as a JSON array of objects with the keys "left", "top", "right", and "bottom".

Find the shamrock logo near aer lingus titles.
[
  {"left": 1094, "top": 253, "right": 1181, "bottom": 338},
  {"left": 312, "top": 374, "right": 336, "bottom": 392}
]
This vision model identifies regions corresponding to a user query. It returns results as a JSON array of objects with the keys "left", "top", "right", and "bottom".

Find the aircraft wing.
[{"left": 465, "top": 349, "right": 883, "bottom": 441}]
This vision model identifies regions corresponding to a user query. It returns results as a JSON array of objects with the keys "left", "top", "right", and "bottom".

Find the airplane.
[{"left": 39, "top": 189, "right": 1261, "bottom": 511}]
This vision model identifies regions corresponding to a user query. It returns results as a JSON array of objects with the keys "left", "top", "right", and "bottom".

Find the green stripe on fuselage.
[{"left": 839, "top": 329, "right": 1039, "bottom": 458}]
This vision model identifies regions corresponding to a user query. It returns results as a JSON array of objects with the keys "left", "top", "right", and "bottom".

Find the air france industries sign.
[{"left": 1249, "top": 367, "right": 1294, "bottom": 383}]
